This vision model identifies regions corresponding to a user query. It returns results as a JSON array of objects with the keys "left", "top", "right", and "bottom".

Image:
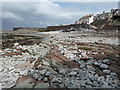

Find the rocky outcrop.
[{"left": 0, "top": 32, "right": 119, "bottom": 89}]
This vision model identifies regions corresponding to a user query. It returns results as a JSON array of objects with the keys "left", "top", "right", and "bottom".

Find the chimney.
[
  {"left": 111, "top": 8, "right": 113, "bottom": 12},
  {"left": 103, "top": 11, "right": 105, "bottom": 14}
]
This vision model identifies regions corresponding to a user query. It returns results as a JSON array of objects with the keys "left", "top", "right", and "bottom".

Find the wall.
[{"left": 13, "top": 27, "right": 46, "bottom": 31}]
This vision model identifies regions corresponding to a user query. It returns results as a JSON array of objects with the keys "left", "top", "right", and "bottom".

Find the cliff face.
[{"left": 91, "top": 16, "right": 120, "bottom": 30}]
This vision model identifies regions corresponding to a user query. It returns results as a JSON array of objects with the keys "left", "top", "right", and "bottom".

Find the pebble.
[
  {"left": 69, "top": 71, "right": 77, "bottom": 76},
  {"left": 80, "top": 63, "right": 86, "bottom": 69},
  {"left": 86, "top": 79, "right": 93, "bottom": 85},
  {"left": 100, "top": 82, "right": 110, "bottom": 88},
  {"left": 103, "top": 70, "right": 110, "bottom": 74},
  {"left": 94, "top": 61, "right": 100, "bottom": 66},
  {"left": 93, "top": 81, "right": 100, "bottom": 87},
  {"left": 103, "top": 59, "right": 109, "bottom": 63},
  {"left": 88, "top": 73, "right": 95, "bottom": 81},
  {"left": 45, "top": 71, "right": 50, "bottom": 77},
  {"left": 42, "top": 60, "right": 50, "bottom": 66},
  {"left": 59, "top": 69, "right": 67, "bottom": 75},
  {"left": 100, "top": 64, "right": 109, "bottom": 69},
  {"left": 110, "top": 72, "right": 118, "bottom": 80},
  {"left": 44, "top": 77, "right": 48, "bottom": 82},
  {"left": 80, "top": 80, "right": 85, "bottom": 87},
  {"left": 40, "top": 70, "right": 47, "bottom": 75}
]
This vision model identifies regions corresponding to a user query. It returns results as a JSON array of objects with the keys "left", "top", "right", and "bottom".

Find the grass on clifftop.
[{"left": 37, "top": 29, "right": 48, "bottom": 32}]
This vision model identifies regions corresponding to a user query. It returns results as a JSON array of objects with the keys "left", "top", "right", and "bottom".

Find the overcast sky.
[{"left": 2, "top": 1, "right": 118, "bottom": 30}]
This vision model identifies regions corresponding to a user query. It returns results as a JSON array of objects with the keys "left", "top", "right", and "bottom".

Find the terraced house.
[{"left": 75, "top": 14, "right": 94, "bottom": 24}]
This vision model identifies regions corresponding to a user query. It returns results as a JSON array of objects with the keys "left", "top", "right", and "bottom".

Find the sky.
[{"left": 1, "top": 1, "right": 119, "bottom": 30}]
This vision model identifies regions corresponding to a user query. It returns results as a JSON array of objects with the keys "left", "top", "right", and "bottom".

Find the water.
[
  {"left": 21, "top": 33, "right": 44, "bottom": 36},
  {"left": 21, "top": 33, "right": 48, "bottom": 42}
]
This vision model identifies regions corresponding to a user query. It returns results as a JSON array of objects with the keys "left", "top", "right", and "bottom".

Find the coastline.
[{"left": 0, "top": 30, "right": 120, "bottom": 89}]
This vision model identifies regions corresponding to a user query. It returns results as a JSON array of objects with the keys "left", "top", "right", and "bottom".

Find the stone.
[
  {"left": 74, "top": 57, "right": 80, "bottom": 62},
  {"left": 86, "top": 65, "right": 95, "bottom": 71},
  {"left": 100, "top": 64, "right": 109, "bottom": 69},
  {"left": 47, "top": 67, "right": 58, "bottom": 75},
  {"left": 94, "top": 61, "right": 100, "bottom": 66},
  {"left": 51, "top": 77, "right": 62, "bottom": 84},
  {"left": 15, "top": 80, "right": 33, "bottom": 88},
  {"left": 33, "top": 73, "right": 39, "bottom": 79},
  {"left": 44, "top": 77, "right": 48, "bottom": 82},
  {"left": 20, "top": 70, "right": 28, "bottom": 76},
  {"left": 38, "top": 76, "right": 43, "bottom": 81},
  {"left": 94, "top": 74, "right": 99, "bottom": 80},
  {"left": 69, "top": 71, "right": 77, "bottom": 76},
  {"left": 103, "top": 70, "right": 110, "bottom": 74},
  {"left": 93, "top": 81, "right": 100, "bottom": 87},
  {"left": 40, "top": 69, "right": 47, "bottom": 75},
  {"left": 59, "top": 69, "right": 67, "bottom": 75},
  {"left": 110, "top": 72, "right": 118, "bottom": 80},
  {"left": 92, "top": 52, "right": 97, "bottom": 55},
  {"left": 45, "top": 71, "right": 50, "bottom": 77},
  {"left": 85, "top": 85, "right": 92, "bottom": 88},
  {"left": 5, "top": 81, "right": 16, "bottom": 88},
  {"left": 81, "top": 52, "right": 87, "bottom": 57},
  {"left": 25, "top": 78, "right": 33, "bottom": 82},
  {"left": 113, "top": 80, "right": 119, "bottom": 85},
  {"left": 97, "top": 76, "right": 105, "bottom": 84},
  {"left": 88, "top": 73, "right": 95, "bottom": 81},
  {"left": 70, "top": 84, "right": 78, "bottom": 88},
  {"left": 14, "top": 43, "right": 19, "bottom": 47},
  {"left": 42, "top": 60, "right": 50, "bottom": 66},
  {"left": 81, "top": 80, "right": 85, "bottom": 87},
  {"left": 86, "top": 79, "right": 92, "bottom": 85},
  {"left": 103, "top": 59, "right": 109, "bottom": 63},
  {"left": 106, "top": 75, "right": 113, "bottom": 85},
  {"left": 34, "top": 83, "right": 49, "bottom": 88},
  {"left": 100, "top": 82, "right": 110, "bottom": 88},
  {"left": 80, "top": 63, "right": 85, "bottom": 69}
]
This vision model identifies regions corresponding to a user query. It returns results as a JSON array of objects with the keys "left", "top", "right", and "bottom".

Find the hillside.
[{"left": 91, "top": 16, "right": 120, "bottom": 30}]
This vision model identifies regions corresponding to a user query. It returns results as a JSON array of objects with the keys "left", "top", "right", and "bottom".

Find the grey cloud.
[{"left": 2, "top": 2, "right": 118, "bottom": 30}]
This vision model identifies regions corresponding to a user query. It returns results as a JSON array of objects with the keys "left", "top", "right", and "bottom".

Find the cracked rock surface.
[{"left": 0, "top": 32, "right": 120, "bottom": 89}]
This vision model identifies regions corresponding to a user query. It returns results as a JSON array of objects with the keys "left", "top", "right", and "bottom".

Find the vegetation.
[
  {"left": 113, "top": 18, "right": 120, "bottom": 24},
  {"left": 92, "top": 64, "right": 103, "bottom": 71},
  {"left": 2, "top": 34, "right": 43, "bottom": 49},
  {"left": 37, "top": 29, "right": 48, "bottom": 32}
]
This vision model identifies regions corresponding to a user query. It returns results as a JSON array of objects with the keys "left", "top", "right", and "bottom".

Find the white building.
[
  {"left": 75, "top": 14, "right": 94, "bottom": 24},
  {"left": 88, "top": 15, "right": 94, "bottom": 24}
]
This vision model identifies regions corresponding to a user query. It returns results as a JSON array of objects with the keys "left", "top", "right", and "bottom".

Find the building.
[
  {"left": 75, "top": 14, "right": 94, "bottom": 24},
  {"left": 94, "top": 9, "right": 120, "bottom": 21}
]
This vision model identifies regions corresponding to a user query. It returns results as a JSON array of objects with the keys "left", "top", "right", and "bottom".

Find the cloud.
[
  {"left": 2, "top": 1, "right": 118, "bottom": 30},
  {"left": 2, "top": 11, "right": 23, "bottom": 20},
  {"left": 1, "top": 0, "right": 120, "bottom": 2}
]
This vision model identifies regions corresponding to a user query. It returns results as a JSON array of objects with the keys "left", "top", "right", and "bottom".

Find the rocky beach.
[{"left": 0, "top": 30, "right": 120, "bottom": 89}]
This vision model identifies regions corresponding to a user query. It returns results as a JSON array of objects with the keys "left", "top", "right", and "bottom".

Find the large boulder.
[{"left": 14, "top": 78, "right": 34, "bottom": 88}]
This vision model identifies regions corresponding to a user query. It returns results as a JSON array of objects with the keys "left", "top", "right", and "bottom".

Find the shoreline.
[{"left": 0, "top": 31, "right": 120, "bottom": 89}]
